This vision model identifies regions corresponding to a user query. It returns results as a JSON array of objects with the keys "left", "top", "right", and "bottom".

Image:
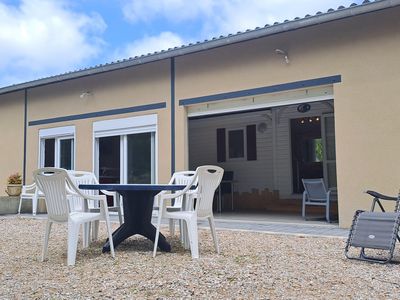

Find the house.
[{"left": 1, "top": 0, "right": 399, "bottom": 227}]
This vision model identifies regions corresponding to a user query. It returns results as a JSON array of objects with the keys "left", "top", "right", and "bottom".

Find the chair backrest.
[
  {"left": 67, "top": 170, "right": 98, "bottom": 210},
  {"left": 33, "top": 168, "right": 70, "bottom": 222},
  {"left": 170, "top": 171, "right": 197, "bottom": 207},
  {"left": 195, "top": 165, "right": 224, "bottom": 218},
  {"left": 302, "top": 178, "right": 328, "bottom": 201}
]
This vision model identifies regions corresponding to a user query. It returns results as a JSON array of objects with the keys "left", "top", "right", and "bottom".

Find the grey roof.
[{"left": 1, "top": 0, "right": 399, "bottom": 96}]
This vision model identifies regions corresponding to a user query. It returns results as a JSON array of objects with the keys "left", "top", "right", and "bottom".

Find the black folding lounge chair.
[{"left": 345, "top": 190, "right": 400, "bottom": 264}]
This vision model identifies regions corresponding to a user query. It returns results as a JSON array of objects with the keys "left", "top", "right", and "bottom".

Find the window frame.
[
  {"left": 38, "top": 126, "right": 76, "bottom": 169},
  {"left": 93, "top": 114, "right": 158, "bottom": 184},
  {"left": 226, "top": 127, "right": 247, "bottom": 161}
]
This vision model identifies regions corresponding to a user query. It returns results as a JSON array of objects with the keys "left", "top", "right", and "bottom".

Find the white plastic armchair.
[
  {"left": 33, "top": 168, "right": 115, "bottom": 266},
  {"left": 153, "top": 166, "right": 223, "bottom": 259},
  {"left": 153, "top": 171, "right": 197, "bottom": 236},
  {"left": 67, "top": 171, "right": 123, "bottom": 221},
  {"left": 18, "top": 182, "right": 44, "bottom": 215},
  {"left": 67, "top": 170, "right": 123, "bottom": 243}
]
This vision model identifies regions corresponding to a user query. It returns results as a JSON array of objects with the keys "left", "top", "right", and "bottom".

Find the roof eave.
[{"left": 1, "top": 0, "right": 399, "bottom": 96}]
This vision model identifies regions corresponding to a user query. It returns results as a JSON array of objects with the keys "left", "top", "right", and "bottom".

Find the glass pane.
[
  {"left": 59, "top": 139, "right": 73, "bottom": 170},
  {"left": 305, "top": 138, "right": 323, "bottom": 162},
  {"left": 44, "top": 138, "right": 55, "bottom": 167},
  {"left": 327, "top": 162, "right": 337, "bottom": 188},
  {"left": 325, "top": 116, "right": 335, "bottom": 135},
  {"left": 325, "top": 136, "right": 336, "bottom": 160},
  {"left": 99, "top": 136, "right": 120, "bottom": 184},
  {"left": 228, "top": 130, "right": 244, "bottom": 158},
  {"left": 324, "top": 116, "right": 336, "bottom": 160},
  {"left": 127, "top": 132, "right": 152, "bottom": 184}
]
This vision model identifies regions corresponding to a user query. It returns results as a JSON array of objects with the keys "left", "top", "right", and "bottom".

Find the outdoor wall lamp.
[
  {"left": 80, "top": 91, "right": 92, "bottom": 98},
  {"left": 275, "top": 48, "right": 290, "bottom": 64}
]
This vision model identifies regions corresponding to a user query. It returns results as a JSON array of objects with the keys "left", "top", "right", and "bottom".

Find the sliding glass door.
[{"left": 96, "top": 132, "right": 155, "bottom": 184}]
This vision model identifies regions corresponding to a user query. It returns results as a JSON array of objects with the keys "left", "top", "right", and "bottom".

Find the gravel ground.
[{"left": 1, "top": 216, "right": 399, "bottom": 299}]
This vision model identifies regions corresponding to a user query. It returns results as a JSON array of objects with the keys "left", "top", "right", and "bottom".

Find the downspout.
[
  {"left": 23, "top": 89, "right": 27, "bottom": 185},
  {"left": 170, "top": 57, "right": 176, "bottom": 175}
]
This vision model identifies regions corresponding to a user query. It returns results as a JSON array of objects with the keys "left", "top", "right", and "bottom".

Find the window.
[
  {"left": 228, "top": 129, "right": 245, "bottom": 159},
  {"left": 217, "top": 125, "right": 257, "bottom": 162},
  {"left": 93, "top": 115, "right": 157, "bottom": 184},
  {"left": 39, "top": 126, "right": 75, "bottom": 170}
]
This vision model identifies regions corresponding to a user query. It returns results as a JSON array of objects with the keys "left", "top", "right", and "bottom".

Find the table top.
[{"left": 79, "top": 183, "right": 189, "bottom": 192}]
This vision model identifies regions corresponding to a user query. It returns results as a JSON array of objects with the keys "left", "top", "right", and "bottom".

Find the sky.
[{"left": 0, "top": 0, "right": 363, "bottom": 88}]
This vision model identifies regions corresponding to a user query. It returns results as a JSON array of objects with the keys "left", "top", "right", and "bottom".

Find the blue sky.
[{"left": 0, "top": 0, "right": 363, "bottom": 88}]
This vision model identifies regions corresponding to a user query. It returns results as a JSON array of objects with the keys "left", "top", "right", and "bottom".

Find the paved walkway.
[
  {"left": 14, "top": 213, "right": 348, "bottom": 238},
  {"left": 207, "top": 218, "right": 348, "bottom": 238}
]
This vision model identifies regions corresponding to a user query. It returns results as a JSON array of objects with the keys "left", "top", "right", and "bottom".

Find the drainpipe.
[{"left": 23, "top": 89, "right": 27, "bottom": 185}]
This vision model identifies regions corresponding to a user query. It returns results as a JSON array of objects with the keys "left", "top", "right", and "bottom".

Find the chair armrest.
[
  {"left": 66, "top": 184, "right": 78, "bottom": 196},
  {"left": 22, "top": 183, "right": 37, "bottom": 193},
  {"left": 100, "top": 189, "right": 116, "bottom": 197},
  {"left": 365, "top": 190, "right": 397, "bottom": 201}
]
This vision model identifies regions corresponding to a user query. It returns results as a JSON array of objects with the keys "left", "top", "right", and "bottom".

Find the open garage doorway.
[{"left": 188, "top": 100, "right": 338, "bottom": 221}]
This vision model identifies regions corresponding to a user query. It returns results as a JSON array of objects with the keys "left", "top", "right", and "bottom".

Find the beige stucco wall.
[
  {"left": 0, "top": 7, "right": 399, "bottom": 227},
  {"left": 26, "top": 59, "right": 172, "bottom": 185},
  {"left": 0, "top": 91, "right": 25, "bottom": 192},
  {"left": 175, "top": 8, "right": 400, "bottom": 227}
]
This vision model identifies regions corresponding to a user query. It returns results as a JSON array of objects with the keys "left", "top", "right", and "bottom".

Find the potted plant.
[{"left": 5, "top": 172, "right": 22, "bottom": 196}]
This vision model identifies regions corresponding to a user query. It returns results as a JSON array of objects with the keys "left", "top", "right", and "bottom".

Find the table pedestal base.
[{"left": 102, "top": 190, "right": 171, "bottom": 253}]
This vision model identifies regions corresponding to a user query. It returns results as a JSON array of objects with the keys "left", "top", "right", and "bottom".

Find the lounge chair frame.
[{"left": 345, "top": 190, "right": 400, "bottom": 264}]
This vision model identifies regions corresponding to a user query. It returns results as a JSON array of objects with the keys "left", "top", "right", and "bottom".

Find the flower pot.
[{"left": 5, "top": 184, "right": 22, "bottom": 196}]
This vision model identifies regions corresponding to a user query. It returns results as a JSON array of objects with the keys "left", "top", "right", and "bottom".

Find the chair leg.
[
  {"left": 117, "top": 206, "right": 123, "bottom": 225},
  {"left": 153, "top": 213, "right": 163, "bottom": 257},
  {"left": 180, "top": 220, "right": 190, "bottom": 249},
  {"left": 302, "top": 194, "right": 306, "bottom": 219},
  {"left": 208, "top": 216, "right": 220, "bottom": 254},
  {"left": 92, "top": 220, "right": 100, "bottom": 241},
  {"left": 104, "top": 217, "right": 115, "bottom": 258},
  {"left": 18, "top": 197, "right": 23, "bottom": 215},
  {"left": 32, "top": 195, "right": 38, "bottom": 216},
  {"left": 41, "top": 221, "right": 52, "bottom": 262},
  {"left": 186, "top": 217, "right": 199, "bottom": 259},
  {"left": 82, "top": 222, "right": 90, "bottom": 248},
  {"left": 67, "top": 222, "right": 80, "bottom": 266},
  {"left": 326, "top": 201, "right": 330, "bottom": 223},
  {"left": 169, "top": 219, "right": 175, "bottom": 236}
]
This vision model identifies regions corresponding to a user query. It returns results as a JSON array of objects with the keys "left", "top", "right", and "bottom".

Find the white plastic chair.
[
  {"left": 302, "top": 178, "right": 331, "bottom": 222},
  {"left": 33, "top": 167, "right": 115, "bottom": 266},
  {"left": 153, "top": 171, "right": 197, "bottom": 236},
  {"left": 67, "top": 170, "right": 123, "bottom": 243},
  {"left": 18, "top": 182, "right": 44, "bottom": 216},
  {"left": 153, "top": 165, "right": 224, "bottom": 259}
]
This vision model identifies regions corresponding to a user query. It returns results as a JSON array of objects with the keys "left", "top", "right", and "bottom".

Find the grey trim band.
[
  {"left": 179, "top": 75, "right": 341, "bottom": 106},
  {"left": 29, "top": 102, "right": 166, "bottom": 126}
]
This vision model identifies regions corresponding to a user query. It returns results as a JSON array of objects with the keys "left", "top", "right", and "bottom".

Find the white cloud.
[
  {"left": 112, "top": 31, "right": 185, "bottom": 60},
  {"left": 122, "top": 0, "right": 362, "bottom": 38},
  {"left": 122, "top": 0, "right": 215, "bottom": 23},
  {"left": 0, "top": 0, "right": 106, "bottom": 87}
]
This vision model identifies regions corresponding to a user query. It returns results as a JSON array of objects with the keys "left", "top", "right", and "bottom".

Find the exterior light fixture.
[
  {"left": 297, "top": 103, "right": 311, "bottom": 113},
  {"left": 80, "top": 91, "right": 92, "bottom": 98},
  {"left": 275, "top": 48, "right": 289, "bottom": 64}
]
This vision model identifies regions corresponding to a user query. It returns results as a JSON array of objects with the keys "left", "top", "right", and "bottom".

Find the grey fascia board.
[{"left": 1, "top": 0, "right": 399, "bottom": 96}]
